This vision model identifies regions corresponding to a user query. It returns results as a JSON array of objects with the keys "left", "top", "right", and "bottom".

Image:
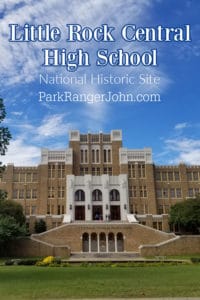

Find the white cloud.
[
  {"left": 174, "top": 122, "right": 188, "bottom": 130},
  {"left": 165, "top": 138, "right": 200, "bottom": 165},
  {"left": 36, "top": 114, "right": 72, "bottom": 138},
  {"left": 1, "top": 138, "right": 40, "bottom": 166}
]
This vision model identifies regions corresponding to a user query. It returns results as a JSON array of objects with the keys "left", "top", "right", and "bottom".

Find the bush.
[
  {"left": 5, "top": 260, "right": 14, "bottom": 266},
  {"left": 17, "top": 258, "right": 39, "bottom": 265},
  {"left": 191, "top": 257, "right": 200, "bottom": 263}
]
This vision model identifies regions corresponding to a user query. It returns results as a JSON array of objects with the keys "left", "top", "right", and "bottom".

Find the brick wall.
[{"left": 140, "top": 235, "right": 200, "bottom": 256}]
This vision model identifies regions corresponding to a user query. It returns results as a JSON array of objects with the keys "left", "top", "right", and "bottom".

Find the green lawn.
[{"left": 0, "top": 265, "right": 200, "bottom": 299}]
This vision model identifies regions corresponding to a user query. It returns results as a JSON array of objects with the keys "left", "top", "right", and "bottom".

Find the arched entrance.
[
  {"left": 91, "top": 232, "right": 97, "bottom": 252},
  {"left": 117, "top": 232, "right": 124, "bottom": 252},
  {"left": 82, "top": 232, "right": 89, "bottom": 252},
  {"left": 108, "top": 232, "right": 115, "bottom": 252},
  {"left": 99, "top": 232, "right": 106, "bottom": 252}
]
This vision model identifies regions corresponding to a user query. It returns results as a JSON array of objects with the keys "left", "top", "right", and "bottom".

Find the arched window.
[
  {"left": 110, "top": 189, "right": 120, "bottom": 201},
  {"left": 75, "top": 190, "right": 85, "bottom": 201},
  {"left": 92, "top": 189, "right": 102, "bottom": 201}
]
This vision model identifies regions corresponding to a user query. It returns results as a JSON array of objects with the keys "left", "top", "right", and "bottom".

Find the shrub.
[
  {"left": 191, "top": 257, "right": 200, "bottom": 263},
  {"left": 5, "top": 259, "right": 14, "bottom": 266}
]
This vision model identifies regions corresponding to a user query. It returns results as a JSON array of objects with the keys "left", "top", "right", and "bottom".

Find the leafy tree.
[
  {"left": 0, "top": 216, "right": 26, "bottom": 243},
  {"left": 34, "top": 219, "right": 47, "bottom": 233},
  {"left": 169, "top": 197, "right": 200, "bottom": 234},
  {"left": 0, "top": 199, "right": 25, "bottom": 225},
  {"left": 0, "top": 98, "right": 26, "bottom": 254},
  {"left": 0, "top": 98, "right": 12, "bottom": 155}
]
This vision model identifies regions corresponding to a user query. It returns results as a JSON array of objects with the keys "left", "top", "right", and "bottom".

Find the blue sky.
[{"left": 0, "top": 0, "right": 200, "bottom": 166}]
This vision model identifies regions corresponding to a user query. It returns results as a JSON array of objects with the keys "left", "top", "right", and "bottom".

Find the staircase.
[{"left": 69, "top": 252, "right": 140, "bottom": 262}]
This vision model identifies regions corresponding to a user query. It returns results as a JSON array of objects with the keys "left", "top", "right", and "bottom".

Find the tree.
[
  {"left": 169, "top": 197, "right": 200, "bottom": 234},
  {"left": 0, "top": 98, "right": 26, "bottom": 254},
  {"left": 34, "top": 219, "right": 47, "bottom": 233},
  {"left": 0, "top": 216, "right": 26, "bottom": 243},
  {"left": 0, "top": 199, "right": 25, "bottom": 225}
]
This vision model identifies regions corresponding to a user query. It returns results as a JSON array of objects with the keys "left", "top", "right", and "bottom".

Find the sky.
[{"left": 0, "top": 0, "right": 200, "bottom": 166}]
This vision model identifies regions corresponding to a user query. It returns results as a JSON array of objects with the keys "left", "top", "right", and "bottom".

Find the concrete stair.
[{"left": 69, "top": 252, "right": 140, "bottom": 262}]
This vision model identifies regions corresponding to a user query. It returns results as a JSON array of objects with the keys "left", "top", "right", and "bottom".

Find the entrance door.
[
  {"left": 92, "top": 206, "right": 103, "bottom": 220},
  {"left": 75, "top": 206, "right": 85, "bottom": 220},
  {"left": 110, "top": 206, "right": 121, "bottom": 220}
]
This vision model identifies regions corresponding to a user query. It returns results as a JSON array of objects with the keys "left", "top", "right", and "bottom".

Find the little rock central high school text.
[{"left": 1, "top": 130, "right": 200, "bottom": 256}]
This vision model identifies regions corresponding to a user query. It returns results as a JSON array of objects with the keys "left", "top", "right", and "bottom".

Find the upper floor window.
[
  {"left": 110, "top": 189, "right": 120, "bottom": 201},
  {"left": 80, "top": 149, "right": 88, "bottom": 164},
  {"left": 103, "top": 148, "right": 112, "bottom": 163},
  {"left": 92, "top": 189, "right": 102, "bottom": 201},
  {"left": 75, "top": 190, "right": 85, "bottom": 201}
]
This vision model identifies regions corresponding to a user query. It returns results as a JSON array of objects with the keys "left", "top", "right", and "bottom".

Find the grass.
[{"left": 0, "top": 264, "right": 200, "bottom": 299}]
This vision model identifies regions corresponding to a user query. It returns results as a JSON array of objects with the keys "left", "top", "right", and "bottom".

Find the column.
[
  {"left": 114, "top": 234, "right": 117, "bottom": 252},
  {"left": 88, "top": 234, "right": 91, "bottom": 253},
  {"left": 97, "top": 233, "right": 100, "bottom": 253},
  {"left": 106, "top": 234, "right": 109, "bottom": 253}
]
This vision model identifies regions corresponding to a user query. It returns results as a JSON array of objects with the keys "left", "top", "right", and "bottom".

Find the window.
[
  {"left": 80, "top": 148, "right": 88, "bottom": 163},
  {"left": 31, "top": 206, "right": 36, "bottom": 215},
  {"left": 156, "top": 171, "right": 161, "bottom": 181},
  {"left": 58, "top": 163, "right": 65, "bottom": 178},
  {"left": 140, "top": 186, "right": 147, "bottom": 197},
  {"left": 193, "top": 172, "right": 199, "bottom": 181},
  {"left": 48, "top": 186, "right": 55, "bottom": 198},
  {"left": 103, "top": 167, "right": 112, "bottom": 175},
  {"left": 58, "top": 186, "right": 65, "bottom": 198},
  {"left": 80, "top": 167, "right": 89, "bottom": 175},
  {"left": 188, "top": 188, "right": 193, "bottom": 197},
  {"left": 19, "top": 189, "right": 24, "bottom": 199},
  {"left": 26, "top": 173, "right": 31, "bottom": 182},
  {"left": 138, "top": 164, "right": 146, "bottom": 178},
  {"left": 75, "top": 190, "right": 85, "bottom": 201},
  {"left": 176, "top": 188, "right": 182, "bottom": 198},
  {"left": 26, "top": 189, "right": 31, "bottom": 199},
  {"left": 163, "top": 188, "right": 168, "bottom": 198},
  {"left": 110, "top": 189, "right": 120, "bottom": 201},
  {"left": 20, "top": 173, "right": 25, "bottom": 182},
  {"left": 156, "top": 189, "right": 162, "bottom": 198},
  {"left": 48, "top": 164, "right": 55, "bottom": 178},
  {"left": 162, "top": 172, "right": 167, "bottom": 181},
  {"left": 13, "top": 173, "right": 19, "bottom": 182},
  {"left": 128, "top": 164, "right": 136, "bottom": 178},
  {"left": 32, "top": 189, "right": 37, "bottom": 199},
  {"left": 13, "top": 189, "right": 18, "bottom": 199},
  {"left": 92, "top": 167, "right": 100, "bottom": 176},
  {"left": 92, "top": 189, "right": 102, "bottom": 201},
  {"left": 187, "top": 172, "right": 192, "bottom": 181},
  {"left": 103, "top": 148, "right": 112, "bottom": 163},
  {"left": 168, "top": 172, "right": 173, "bottom": 181},
  {"left": 174, "top": 172, "right": 180, "bottom": 181},
  {"left": 195, "top": 188, "right": 199, "bottom": 196},
  {"left": 32, "top": 173, "right": 37, "bottom": 182},
  {"left": 129, "top": 186, "right": 137, "bottom": 198},
  {"left": 170, "top": 188, "right": 175, "bottom": 198}
]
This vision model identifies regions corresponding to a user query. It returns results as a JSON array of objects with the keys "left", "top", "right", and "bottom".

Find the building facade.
[{"left": 1, "top": 129, "right": 200, "bottom": 233}]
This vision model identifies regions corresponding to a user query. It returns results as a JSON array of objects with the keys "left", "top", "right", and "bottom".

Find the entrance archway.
[
  {"left": 99, "top": 232, "right": 106, "bottom": 252},
  {"left": 108, "top": 232, "right": 115, "bottom": 252},
  {"left": 91, "top": 232, "right": 97, "bottom": 252},
  {"left": 82, "top": 232, "right": 89, "bottom": 252},
  {"left": 117, "top": 232, "right": 124, "bottom": 252}
]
